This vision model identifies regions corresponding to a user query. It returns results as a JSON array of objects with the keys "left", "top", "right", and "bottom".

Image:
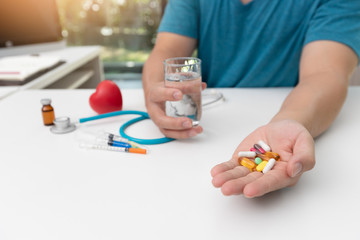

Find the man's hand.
[
  {"left": 144, "top": 80, "right": 205, "bottom": 139},
  {"left": 211, "top": 120, "right": 315, "bottom": 198},
  {"left": 142, "top": 32, "right": 204, "bottom": 139}
]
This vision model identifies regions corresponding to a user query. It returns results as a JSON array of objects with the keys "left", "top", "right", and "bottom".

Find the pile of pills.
[{"left": 238, "top": 140, "right": 280, "bottom": 173}]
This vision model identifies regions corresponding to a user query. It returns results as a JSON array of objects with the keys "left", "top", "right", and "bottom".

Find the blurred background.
[{"left": 57, "top": 0, "right": 166, "bottom": 87}]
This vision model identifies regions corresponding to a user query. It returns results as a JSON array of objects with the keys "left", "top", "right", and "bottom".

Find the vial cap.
[{"left": 41, "top": 98, "right": 51, "bottom": 105}]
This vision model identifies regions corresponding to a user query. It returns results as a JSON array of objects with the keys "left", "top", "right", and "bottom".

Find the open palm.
[{"left": 211, "top": 120, "right": 315, "bottom": 198}]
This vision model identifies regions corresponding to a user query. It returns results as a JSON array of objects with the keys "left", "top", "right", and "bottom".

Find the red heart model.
[{"left": 89, "top": 80, "right": 123, "bottom": 114}]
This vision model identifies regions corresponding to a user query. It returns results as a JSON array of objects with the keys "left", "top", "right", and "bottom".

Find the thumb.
[{"left": 287, "top": 133, "right": 315, "bottom": 178}]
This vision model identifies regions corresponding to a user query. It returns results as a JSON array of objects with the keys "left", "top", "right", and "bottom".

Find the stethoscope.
[
  {"left": 50, "top": 89, "right": 224, "bottom": 145},
  {"left": 80, "top": 110, "right": 172, "bottom": 145}
]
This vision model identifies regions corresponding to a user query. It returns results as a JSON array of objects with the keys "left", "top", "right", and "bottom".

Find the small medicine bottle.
[{"left": 41, "top": 98, "right": 55, "bottom": 126}]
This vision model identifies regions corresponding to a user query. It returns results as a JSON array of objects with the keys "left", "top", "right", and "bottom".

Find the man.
[{"left": 142, "top": 0, "right": 360, "bottom": 197}]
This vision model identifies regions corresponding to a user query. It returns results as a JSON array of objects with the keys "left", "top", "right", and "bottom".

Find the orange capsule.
[
  {"left": 239, "top": 157, "right": 256, "bottom": 172},
  {"left": 265, "top": 152, "right": 280, "bottom": 161},
  {"left": 256, "top": 154, "right": 271, "bottom": 161}
]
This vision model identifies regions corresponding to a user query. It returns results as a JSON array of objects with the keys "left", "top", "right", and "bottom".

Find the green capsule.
[{"left": 255, "top": 157, "right": 262, "bottom": 165}]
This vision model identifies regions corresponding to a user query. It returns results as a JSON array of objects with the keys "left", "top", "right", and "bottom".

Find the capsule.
[
  {"left": 238, "top": 151, "right": 256, "bottom": 158},
  {"left": 256, "top": 154, "right": 271, "bottom": 161},
  {"left": 239, "top": 157, "right": 256, "bottom": 172},
  {"left": 253, "top": 144, "right": 266, "bottom": 154},
  {"left": 264, "top": 151, "right": 280, "bottom": 161},
  {"left": 256, "top": 160, "right": 268, "bottom": 172},
  {"left": 250, "top": 147, "right": 261, "bottom": 154},
  {"left": 262, "top": 158, "right": 276, "bottom": 173},
  {"left": 257, "top": 140, "right": 271, "bottom": 152}
]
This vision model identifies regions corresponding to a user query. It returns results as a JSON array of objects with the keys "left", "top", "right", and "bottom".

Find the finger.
[
  {"left": 201, "top": 82, "right": 207, "bottom": 90},
  {"left": 221, "top": 171, "right": 263, "bottom": 196},
  {"left": 242, "top": 169, "right": 295, "bottom": 198},
  {"left": 149, "top": 86, "right": 183, "bottom": 103},
  {"left": 148, "top": 104, "right": 194, "bottom": 130},
  {"left": 212, "top": 166, "right": 250, "bottom": 188},
  {"left": 160, "top": 125, "right": 203, "bottom": 139},
  {"left": 287, "top": 132, "right": 315, "bottom": 178},
  {"left": 210, "top": 159, "right": 238, "bottom": 177}
]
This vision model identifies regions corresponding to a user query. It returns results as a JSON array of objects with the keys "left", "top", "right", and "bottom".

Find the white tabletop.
[{"left": 0, "top": 88, "right": 359, "bottom": 240}]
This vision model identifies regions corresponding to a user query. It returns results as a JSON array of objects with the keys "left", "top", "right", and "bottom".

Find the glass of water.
[{"left": 164, "top": 57, "right": 202, "bottom": 126}]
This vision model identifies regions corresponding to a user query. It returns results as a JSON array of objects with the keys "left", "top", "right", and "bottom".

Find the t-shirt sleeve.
[
  {"left": 158, "top": 0, "right": 199, "bottom": 39},
  {"left": 304, "top": 0, "right": 360, "bottom": 61}
]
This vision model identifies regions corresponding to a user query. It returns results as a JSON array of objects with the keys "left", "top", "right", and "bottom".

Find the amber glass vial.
[{"left": 41, "top": 98, "right": 55, "bottom": 126}]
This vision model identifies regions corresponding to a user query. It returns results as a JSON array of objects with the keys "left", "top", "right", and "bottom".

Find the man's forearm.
[
  {"left": 277, "top": 40, "right": 359, "bottom": 138},
  {"left": 271, "top": 72, "right": 348, "bottom": 138},
  {"left": 142, "top": 49, "right": 170, "bottom": 93}
]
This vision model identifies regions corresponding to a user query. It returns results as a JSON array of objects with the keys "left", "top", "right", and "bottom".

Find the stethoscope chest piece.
[{"left": 50, "top": 116, "right": 76, "bottom": 134}]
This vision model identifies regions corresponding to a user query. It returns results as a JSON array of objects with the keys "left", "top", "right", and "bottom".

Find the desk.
[
  {"left": 0, "top": 88, "right": 359, "bottom": 240},
  {"left": 0, "top": 46, "right": 103, "bottom": 100}
]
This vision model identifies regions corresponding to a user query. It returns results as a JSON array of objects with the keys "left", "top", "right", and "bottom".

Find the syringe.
[
  {"left": 97, "top": 131, "right": 143, "bottom": 149},
  {"left": 95, "top": 138, "right": 132, "bottom": 148},
  {"left": 79, "top": 142, "right": 147, "bottom": 154},
  {"left": 76, "top": 130, "right": 145, "bottom": 149}
]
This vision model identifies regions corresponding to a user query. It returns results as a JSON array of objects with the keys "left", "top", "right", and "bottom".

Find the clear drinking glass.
[{"left": 164, "top": 57, "right": 202, "bottom": 126}]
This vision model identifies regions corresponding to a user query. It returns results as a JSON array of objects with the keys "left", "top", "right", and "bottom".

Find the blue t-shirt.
[{"left": 159, "top": 0, "right": 360, "bottom": 87}]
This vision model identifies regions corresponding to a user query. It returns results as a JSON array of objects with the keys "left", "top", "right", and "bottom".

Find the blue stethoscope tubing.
[{"left": 79, "top": 110, "right": 174, "bottom": 145}]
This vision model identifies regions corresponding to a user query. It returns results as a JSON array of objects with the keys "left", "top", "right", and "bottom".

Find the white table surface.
[{"left": 0, "top": 88, "right": 359, "bottom": 240}]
